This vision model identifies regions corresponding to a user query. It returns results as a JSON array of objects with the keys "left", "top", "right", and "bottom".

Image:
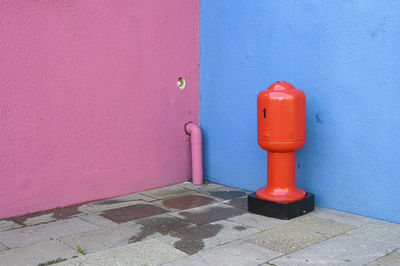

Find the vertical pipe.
[{"left": 185, "top": 122, "right": 203, "bottom": 185}]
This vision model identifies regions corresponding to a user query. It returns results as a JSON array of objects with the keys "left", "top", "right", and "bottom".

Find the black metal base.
[{"left": 247, "top": 192, "right": 315, "bottom": 220}]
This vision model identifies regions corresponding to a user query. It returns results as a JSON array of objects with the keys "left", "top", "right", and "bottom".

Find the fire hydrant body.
[
  {"left": 257, "top": 81, "right": 306, "bottom": 201},
  {"left": 248, "top": 81, "right": 314, "bottom": 220}
]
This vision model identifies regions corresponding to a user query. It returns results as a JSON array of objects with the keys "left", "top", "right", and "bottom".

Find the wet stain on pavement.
[
  {"left": 161, "top": 195, "right": 215, "bottom": 210},
  {"left": 177, "top": 205, "right": 246, "bottom": 225},
  {"left": 92, "top": 199, "right": 126, "bottom": 205},
  {"left": 210, "top": 190, "right": 247, "bottom": 200},
  {"left": 170, "top": 223, "right": 223, "bottom": 254},
  {"left": 128, "top": 227, "right": 156, "bottom": 243},
  {"left": 233, "top": 225, "right": 247, "bottom": 231},
  {"left": 129, "top": 215, "right": 193, "bottom": 244},
  {"left": 135, "top": 215, "right": 193, "bottom": 234},
  {"left": 101, "top": 204, "right": 168, "bottom": 223},
  {"left": 8, "top": 204, "right": 83, "bottom": 225}
]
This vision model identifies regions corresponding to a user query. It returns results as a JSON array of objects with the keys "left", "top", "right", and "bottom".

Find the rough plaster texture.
[
  {"left": 0, "top": 0, "right": 199, "bottom": 219},
  {"left": 200, "top": 0, "right": 400, "bottom": 223}
]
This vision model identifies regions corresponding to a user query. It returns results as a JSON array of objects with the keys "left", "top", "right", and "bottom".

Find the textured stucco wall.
[
  {"left": 200, "top": 0, "right": 400, "bottom": 223},
  {"left": 0, "top": 1, "right": 199, "bottom": 219}
]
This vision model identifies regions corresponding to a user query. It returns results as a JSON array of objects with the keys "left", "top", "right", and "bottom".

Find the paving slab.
[
  {"left": 227, "top": 213, "right": 289, "bottom": 230},
  {"left": 178, "top": 181, "right": 233, "bottom": 193},
  {"left": 77, "top": 213, "right": 117, "bottom": 228},
  {"left": 209, "top": 190, "right": 248, "bottom": 200},
  {"left": 367, "top": 248, "right": 400, "bottom": 265},
  {"left": 0, "top": 240, "right": 76, "bottom": 266},
  {"left": 206, "top": 219, "right": 260, "bottom": 245},
  {"left": 0, "top": 220, "right": 21, "bottom": 232},
  {"left": 80, "top": 191, "right": 158, "bottom": 213},
  {"left": 170, "top": 202, "right": 246, "bottom": 225},
  {"left": 22, "top": 213, "right": 58, "bottom": 226},
  {"left": 165, "top": 240, "right": 282, "bottom": 266},
  {"left": 139, "top": 184, "right": 194, "bottom": 199},
  {"left": 224, "top": 196, "right": 248, "bottom": 210},
  {"left": 270, "top": 234, "right": 398, "bottom": 266},
  {"left": 87, "top": 194, "right": 155, "bottom": 209},
  {"left": 78, "top": 200, "right": 150, "bottom": 213},
  {"left": 0, "top": 217, "right": 99, "bottom": 248},
  {"left": 100, "top": 203, "right": 168, "bottom": 223},
  {"left": 245, "top": 216, "right": 355, "bottom": 254},
  {"left": 90, "top": 192, "right": 156, "bottom": 204},
  {"left": 160, "top": 219, "right": 259, "bottom": 254},
  {"left": 57, "top": 239, "right": 187, "bottom": 266},
  {"left": 347, "top": 220, "right": 400, "bottom": 245},
  {"left": 58, "top": 222, "right": 162, "bottom": 253},
  {"left": 157, "top": 194, "right": 217, "bottom": 210},
  {"left": 0, "top": 242, "right": 7, "bottom": 252},
  {"left": 313, "top": 207, "right": 374, "bottom": 226}
]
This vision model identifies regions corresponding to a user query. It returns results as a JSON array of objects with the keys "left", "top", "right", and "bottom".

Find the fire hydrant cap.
[{"left": 267, "top": 81, "right": 296, "bottom": 91}]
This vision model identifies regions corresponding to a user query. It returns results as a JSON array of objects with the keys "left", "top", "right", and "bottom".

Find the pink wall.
[{"left": 0, "top": 1, "right": 199, "bottom": 219}]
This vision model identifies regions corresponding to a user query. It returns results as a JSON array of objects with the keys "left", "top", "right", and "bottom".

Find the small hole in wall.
[{"left": 177, "top": 77, "right": 186, "bottom": 90}]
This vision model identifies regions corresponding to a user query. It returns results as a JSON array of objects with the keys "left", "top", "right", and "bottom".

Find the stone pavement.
[{"left": 0, "top": 182, "right": 399, "bottom": 266}]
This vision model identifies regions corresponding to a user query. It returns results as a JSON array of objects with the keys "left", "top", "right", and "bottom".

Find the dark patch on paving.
[
  {"left": 128, "top": 227, "right": 157, "bottom": 243},
  {"left": 8, "top": 204, "right": 83, "bottom": 225},
  {"left": 210, "top": 190, "right": 247, "bottom": 200},
  {"left": 170, "top": 223, "right": 223, "bottom": 254},
  {"left": 37, "top": 257, "right": 67, "bottom": 265},
  {"left": 225, "top": 197, "right": 248, "bottom": 210},
  {"left": 101, "top": 204, "right": 168, "bottom": 223},
  {"left": 177, "top": 205, "right": 246, "bottom": 225},
  {"left": 161, "top": 195, "right": 216, "bottom": 210},
  {"left": 135, "top": 215, "right": 193, "bottom": 234},
  {"left": 233, "top": 225, "right": 247, "bottom": 231},
  {"left": 92, "top": 199, "right": 126, "bottom": 205}
]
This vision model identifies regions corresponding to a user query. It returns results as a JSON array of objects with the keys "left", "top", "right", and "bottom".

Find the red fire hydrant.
[{"left": 248, "top": 81, "right": 314, "bottom": 219}]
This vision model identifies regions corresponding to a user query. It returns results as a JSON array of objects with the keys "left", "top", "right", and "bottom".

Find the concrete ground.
[{"left": 0, "top": 182, "right": 399, "bottom": 266}]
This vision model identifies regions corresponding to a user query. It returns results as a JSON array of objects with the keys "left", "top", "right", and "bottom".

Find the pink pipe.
[{"left": 185, "top": 122, "right": 203, "bottom": 185}]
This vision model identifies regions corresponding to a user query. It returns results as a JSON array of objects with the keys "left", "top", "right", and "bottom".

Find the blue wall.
[{"left": 200, "top": 0, "right": 400, "bottom": 223}]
